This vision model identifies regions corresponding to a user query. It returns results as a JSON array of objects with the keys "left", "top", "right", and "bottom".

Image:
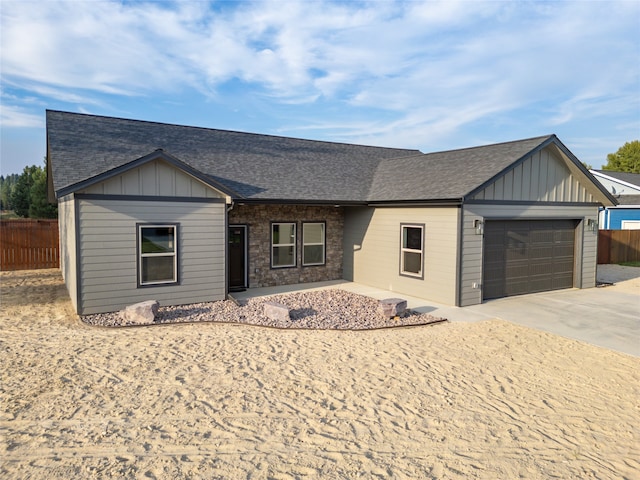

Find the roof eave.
[
  {"left": 233, "top": 198, "right": 368, "bottom": 206},
  {"left": 367, "top": 198, "right": 463, "bottom": 207},
  {"left": 551, "top": 138, "right": 618, "bottom": 206},
  {"left": 589, "top": 170, "right": 640, "bottom": 191}
]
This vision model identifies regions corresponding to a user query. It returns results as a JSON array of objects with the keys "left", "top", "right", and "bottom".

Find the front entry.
[{"left": 228, "top": 225, "right": 247, "bottom": 291}]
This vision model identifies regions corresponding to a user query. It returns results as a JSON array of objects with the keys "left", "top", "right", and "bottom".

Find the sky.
[{"left": 1, "top": 0, "right": 639, "bottom": 176}]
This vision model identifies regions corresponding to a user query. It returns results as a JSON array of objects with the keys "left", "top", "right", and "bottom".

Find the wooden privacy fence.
[
  {"left": 598, "top": 229, "right": 640, "bottom": 264},
  {"left": 0, "top": 219, "right": 59, "bottom": 271}
]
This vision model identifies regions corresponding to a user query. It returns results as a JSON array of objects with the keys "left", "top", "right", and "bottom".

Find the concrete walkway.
[{"left": 231, "top": 275, "right": 639, "bottom": 357}]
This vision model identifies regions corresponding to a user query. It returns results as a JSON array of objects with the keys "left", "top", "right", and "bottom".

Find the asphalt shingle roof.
[
  {"left": 592, "top": 170, "right": 640, "bottom": 188},
  {"left": 46, "top": 110, "right": 566, "bottom": 204},
  {"left": 47, "top": 110, "right": 420, "bottom": 202},
  {"left": 369, "top": 136, "right": 553, "bottom": 202},
  {"left": 616, "top": 195, "right": 640, "bottom": 205}
]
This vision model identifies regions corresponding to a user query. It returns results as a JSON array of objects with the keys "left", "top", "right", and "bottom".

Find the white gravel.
[{"left": 81, "top": 289, "right": 446, "bottom": 330}]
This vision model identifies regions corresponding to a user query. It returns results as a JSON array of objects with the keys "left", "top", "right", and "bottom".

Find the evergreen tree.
[
  {"left": 10, "top": 166, "right": 38, "bottom": 217},
  {"left": 8, "top": 164, "right": 57, "bottom": 218},
  {"left": 29, "top": 167, "right": 57, "bottom": 218},
  {"left": 0, "top": 174, "right": 19, "bottom": 210}
]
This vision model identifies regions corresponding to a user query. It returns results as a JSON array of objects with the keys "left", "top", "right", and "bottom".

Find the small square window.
[
  {"left": 303, "top": 222, "right": 325, "bottom": 266},
  {"left": 138, "top": 224, "right": 178, "bottom": 286},
  {"left": 400, "top": 224, "right": 424, "bottom": 278},
  {"left": 272, "top": 222, "right": 296, "bottom": 268}
]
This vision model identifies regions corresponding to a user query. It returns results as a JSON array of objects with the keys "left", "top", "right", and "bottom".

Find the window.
[
  {"left": 303, "top": 222, "right": 325, "bottom": 266},
  {"left": 400, "top": 224, "right": 424, "bottom": 278},
  {"left": 271, "top": 222, "right": 296, "bottom": 268},
  {"left": 138, "top": 224, "right": 178, "bottom": 286}
]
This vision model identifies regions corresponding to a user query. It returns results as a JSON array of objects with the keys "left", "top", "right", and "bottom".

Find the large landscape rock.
[
  {"left": 121, "top": 300, "right": 159, "bottom": 324},
  {"left": 263, "top": 301, "right": 290, "bottom": 323},
  {"left": 379, "top": 298, "right": 407, "bottom": 318}
]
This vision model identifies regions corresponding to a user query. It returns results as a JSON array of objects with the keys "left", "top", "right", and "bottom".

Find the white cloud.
[
  {"left": 0, "top": 105, "right": 43, "bottom": 128},
  {"left": 0, "top": 0, "right": 638, "bottom": 163}
]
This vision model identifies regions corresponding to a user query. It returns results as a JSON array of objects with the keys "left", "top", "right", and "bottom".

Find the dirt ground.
[{"left": 1, "top": 269, "right": 639, "bottom": 479}]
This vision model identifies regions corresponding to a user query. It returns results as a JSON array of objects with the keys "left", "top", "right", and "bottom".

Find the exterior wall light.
[
  {"left": 473, "top": 219, "right": 484, "bottom": 235},
  {"left": 587, "top": 219, "right": 598, "bottom": 231}
]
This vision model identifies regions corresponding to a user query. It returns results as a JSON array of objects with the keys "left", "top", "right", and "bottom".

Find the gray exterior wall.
[
  {"left": 58, "top": 194, "right": 78, "bottom": 312},
  {"left": 228, "top": 204, "right": 344, "bottom": 287},
  {"left": 343, "top": 206, "right": 460, "bottom": 305},
  {"left": 460, "top": 204, "right": 599, "bottom": 306},
  {"left": 460, "top": 145, "right": 603, "bottom": 306},
  {"left": 75, "top": 197, "right": 226, "bottom": 314}
]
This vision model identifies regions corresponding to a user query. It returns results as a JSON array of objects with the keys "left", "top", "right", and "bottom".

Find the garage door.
[{"left": 483, "top": 219, "right": 578, "bottom": 300}]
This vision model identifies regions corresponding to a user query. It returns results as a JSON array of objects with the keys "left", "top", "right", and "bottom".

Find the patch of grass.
[
  {"left": 618, "top": 261, "right": 640, "bottom": 267},
  {"left": 0, "top": 211, "right": 19, "bottom": 220}
]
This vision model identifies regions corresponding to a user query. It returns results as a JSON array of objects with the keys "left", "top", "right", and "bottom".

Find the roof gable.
[
  {"left": 75, "top": 154, "right": 232, "bottom": 201},
  {"left": 590, "top": 170, "right": 640, "bottom": 195},
  {"left": 55, "top": 148, "right": 238, "bottom": 199},
  {"left": 471, "top": 142, "right": 614, "bottom": 205}
]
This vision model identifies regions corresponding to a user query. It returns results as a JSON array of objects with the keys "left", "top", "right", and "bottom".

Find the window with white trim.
[
  {"left": 138, "top": 224, "right": 178, "bottom": 286},
  {"left": 303, "top": 222, "right": 325, "bottom": 266},
  {"left": 271, "top": 222, "right": 296, "bottom": 268},
  {"left": 400, "top": 224, "right": 424, "bottom": 278}
]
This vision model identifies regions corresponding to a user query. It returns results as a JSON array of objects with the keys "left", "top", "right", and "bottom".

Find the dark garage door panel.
[{"left": 483, "top": 220, "right": 578, "bottom": 300}]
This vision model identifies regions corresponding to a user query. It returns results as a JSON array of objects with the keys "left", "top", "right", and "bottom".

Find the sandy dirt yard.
[{"left": 1, "top": 269, "right": 639, "bottom": 479}]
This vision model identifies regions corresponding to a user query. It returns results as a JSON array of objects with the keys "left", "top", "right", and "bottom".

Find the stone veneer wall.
[{"left": 228, "top": 204, "right": 344, "bottom": 288}]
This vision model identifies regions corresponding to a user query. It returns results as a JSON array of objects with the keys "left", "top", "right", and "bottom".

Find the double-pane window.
[
  {"left": 272, "top": 222, "right": 296, "bottom": 268},
  {"left": 400, "top": 224, "right": 424, "bottom": 277},
  {"left": 303, "top": 222, "right": 325, "bottom": 266},
  {"left": 139, "top": 224, "right": 178, "bottom": 285}
]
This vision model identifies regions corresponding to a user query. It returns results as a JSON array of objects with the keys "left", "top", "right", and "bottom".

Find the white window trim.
[
  {"left": 271, "top": 222, "right": 297, "bottom": 268},
  {"left": 621, "top": 220, "right": 640, "bottom": 230},
  {"left": 138, "top": 224, "right": 178, "bottom": 286},
  {"left": 400, "top": 224, "right": 424, "bottom": 278},
  {"left": 302, "top": 222, "right": 326, "bottom": 266}
]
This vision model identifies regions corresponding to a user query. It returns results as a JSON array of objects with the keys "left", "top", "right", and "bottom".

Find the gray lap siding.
[
  {"left": 228, "top": 204, "right": 344, "bottom": 288},
  {"left": 77, "top": 197, "right": 226, "bottom": 314}
]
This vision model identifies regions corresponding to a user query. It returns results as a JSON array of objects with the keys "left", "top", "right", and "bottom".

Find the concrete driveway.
[
  {"left": 451, "top": 286, "right": 639, "bottom": 357},
  {"left": 342, "top": 265, "right": 639, "bottom": 357}
]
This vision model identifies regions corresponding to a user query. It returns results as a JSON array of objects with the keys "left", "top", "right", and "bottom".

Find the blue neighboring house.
[{"left": 590, "top": 170, "right": 640, "bottom": 229}]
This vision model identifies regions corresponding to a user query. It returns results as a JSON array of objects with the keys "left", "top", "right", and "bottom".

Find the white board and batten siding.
[
  {"left": 460, "top": 146, "right": 601, "bottom": 307},
  {"left": 344, "top": 206, "right": 460, "bottom": 305}
]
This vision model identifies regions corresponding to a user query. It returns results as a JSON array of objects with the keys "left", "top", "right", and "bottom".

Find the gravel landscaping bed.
[{"left": 82, "top": 289, "right": 446, "bottom": 329}]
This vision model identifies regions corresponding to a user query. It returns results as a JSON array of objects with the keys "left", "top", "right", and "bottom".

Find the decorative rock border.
[{"left": 82, "top": 289, "right": 447, "bottom": 330}]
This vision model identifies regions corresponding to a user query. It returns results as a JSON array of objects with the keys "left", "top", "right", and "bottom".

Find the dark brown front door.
[{"left": 229, "top": 225, "right": 247, "bottom": 290}]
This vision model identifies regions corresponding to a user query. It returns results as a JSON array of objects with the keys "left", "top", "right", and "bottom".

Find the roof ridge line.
[
  {"left": 418, "top": 134, "right": 555, "bottom": 157},
  {"left": 46, "top": 109, "right": 422, "bottom": 153}
]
